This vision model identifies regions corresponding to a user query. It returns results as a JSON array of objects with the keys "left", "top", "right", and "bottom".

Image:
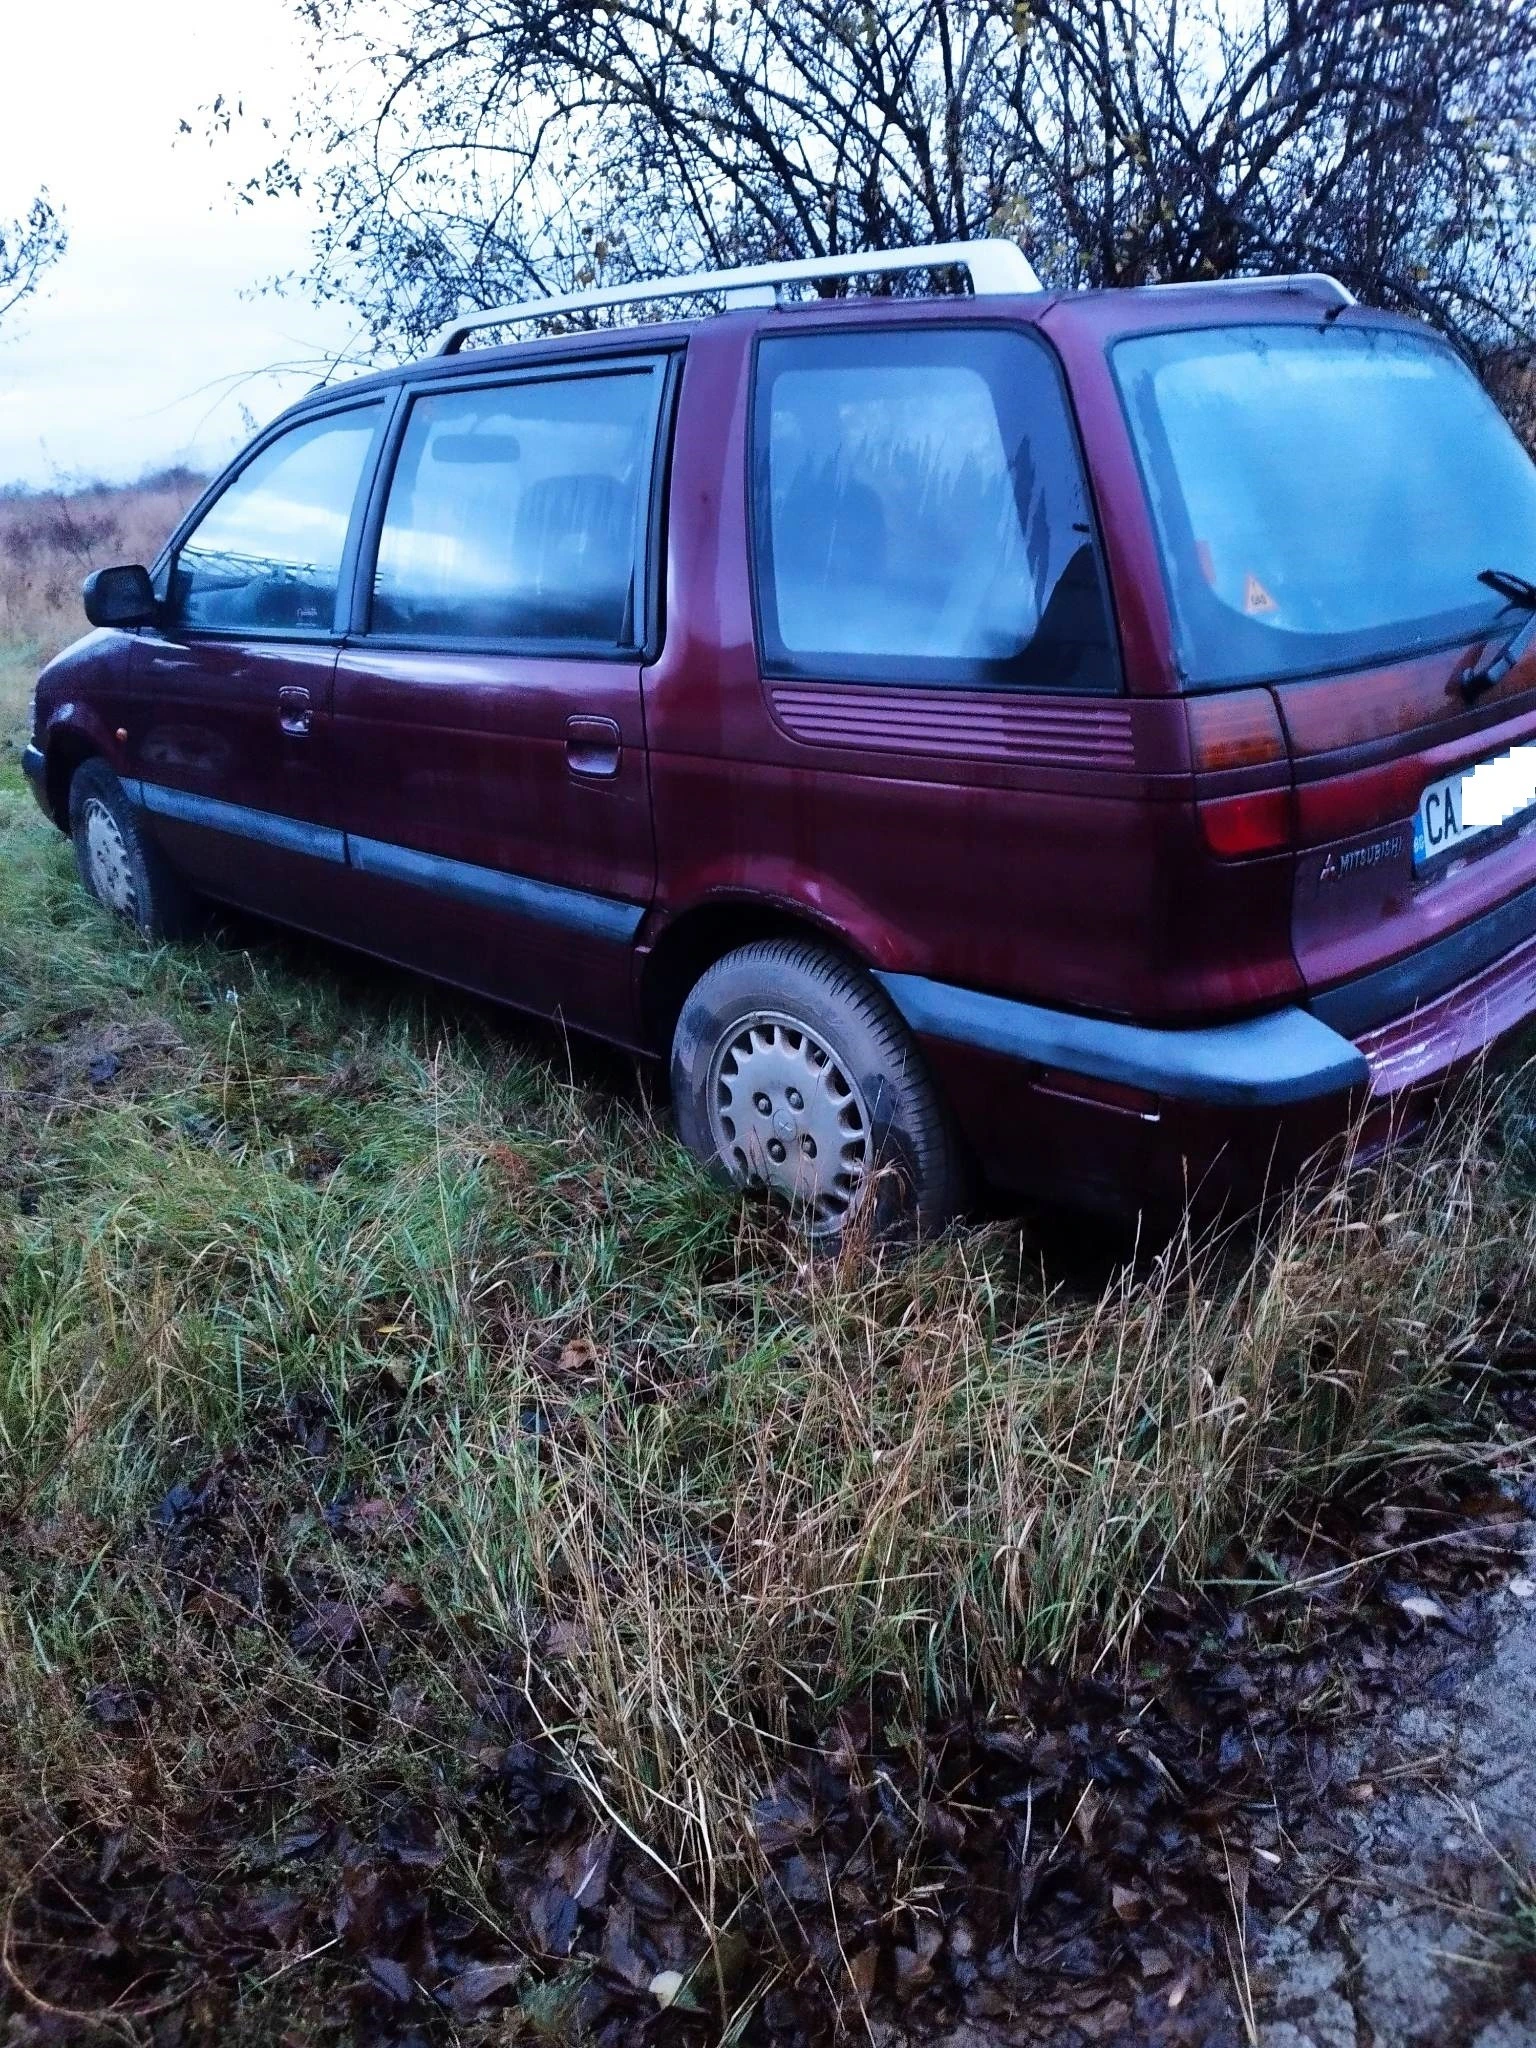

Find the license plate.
[{"left": 1413, "top": 741, "right": 1536, "bottom": 869}]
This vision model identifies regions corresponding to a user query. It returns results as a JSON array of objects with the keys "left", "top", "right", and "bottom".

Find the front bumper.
[{"left": 20, "top": 743, "right": 49, "bottom": 818}]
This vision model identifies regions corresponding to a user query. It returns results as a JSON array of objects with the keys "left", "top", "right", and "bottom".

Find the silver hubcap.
[
  {"left": 708, "top": 1012, "right": 871, "bottom": 1232},
  {"left": 83, "top": 799, "right": 136, "bottom": 917}
]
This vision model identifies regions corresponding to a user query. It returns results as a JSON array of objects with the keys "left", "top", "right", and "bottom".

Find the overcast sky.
[{"left": 0, "top": 0, "right": 364, "bottom": 490}]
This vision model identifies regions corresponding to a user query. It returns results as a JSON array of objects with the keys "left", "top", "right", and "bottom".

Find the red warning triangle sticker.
[{"left": 1243, "top": 573, "right": 1278, "bottom": 616}]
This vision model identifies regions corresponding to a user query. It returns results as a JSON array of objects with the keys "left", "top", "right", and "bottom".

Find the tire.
[
  {"left": 671, "top": 938, "right": 962, "bottom": 1239},
  {"left": 68, "top": 759, "right": 200, "bottom": 941}
]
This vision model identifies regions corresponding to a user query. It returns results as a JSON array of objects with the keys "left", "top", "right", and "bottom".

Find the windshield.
[{"left": 1114, "top": 324, "right": 1536, "bottom": 688}]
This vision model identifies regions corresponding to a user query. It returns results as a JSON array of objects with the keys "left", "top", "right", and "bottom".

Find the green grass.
[{"left": 4, "top": 637, "right": 1536, "bottom": 2030}]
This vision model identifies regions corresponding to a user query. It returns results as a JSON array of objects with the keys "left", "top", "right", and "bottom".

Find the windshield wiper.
[{"left": 1459, "top": 568, "right": 1536, "bottom": 702}]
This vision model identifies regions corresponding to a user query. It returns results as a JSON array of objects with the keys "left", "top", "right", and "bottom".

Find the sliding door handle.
[{"left": 565, "top": 715, "right": 622, "bottom": 779}]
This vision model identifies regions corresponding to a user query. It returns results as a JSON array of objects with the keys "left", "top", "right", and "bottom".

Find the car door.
[
  {"left": 125, "top": 399, "right": 389, "bottom": 920},
  {"left": 329, "top": 355, "right": 669, "bottom": 1039}
]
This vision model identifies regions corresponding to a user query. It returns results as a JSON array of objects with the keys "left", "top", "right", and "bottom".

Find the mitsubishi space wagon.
[{"left": 23, "top": 240, "right": 1536, "bottom": 1233}]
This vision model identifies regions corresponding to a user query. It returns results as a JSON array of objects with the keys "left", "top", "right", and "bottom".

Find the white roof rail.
[
  {"left": 1136, "top": 272, "right": 1357, "bottom": 308},
  {"left": 428, "top": 239, "right": 1042, "bottom": 355}
]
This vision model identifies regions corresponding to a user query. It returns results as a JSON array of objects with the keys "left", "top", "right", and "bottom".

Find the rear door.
[
  {"left": 127, "top": 401, "right": 388, "bottom": 917},
  {"left": 1282, "top": 646, "right": 1536, "bottom": 1024},
  {"left": 330, "top": 355, "right": 670, "bottom": 1038},
  {"left": 1112, "top": 317, "right": 1536, "bottom": 1028}
]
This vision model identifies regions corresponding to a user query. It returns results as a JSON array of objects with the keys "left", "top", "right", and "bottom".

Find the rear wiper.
[{"left": 1459, "top": 568, "right": 1536, "bottom": 702}]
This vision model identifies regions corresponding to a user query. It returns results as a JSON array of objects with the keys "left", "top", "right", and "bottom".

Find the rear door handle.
[
  {"left": 565, "top": 715, "right": 622, "bottom": 779},
  {"left": 277, "top": 686, "right": 312, "bottom": 737}
]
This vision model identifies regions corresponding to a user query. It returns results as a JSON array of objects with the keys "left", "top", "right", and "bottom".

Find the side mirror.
[{"left": 83, "top": 563, "right": 158, "bottom": 630}]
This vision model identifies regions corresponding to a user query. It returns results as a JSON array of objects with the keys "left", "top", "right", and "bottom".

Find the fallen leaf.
[
  {"left": 367, "top": 1955, "right": 415, "bottom": 2003},
  {"left": 1395, "top": 1593, "right": 1449, "bottom": 1624},
  {"left": 528, "top": 1883, "right": 579, "bottom": 1958},
  {"left": 544, "top": 1619, "right": 590, "bottom": 1661},
  {"left": 1073, "top": 1783, "right": 1100, "bottom": 1845},
  {"left": 893, "top": 1921, "right": 943, "bottom": 1997},
  {"left": 290, "top": 1600, "right": 362, "bottom": 1654},
  {"left": 845, "top": 1945, "right": 878, "bottom": 2003},
  {"left": 446, "top": 1960, "right": 524, "bottom": 2011},
  {"left": 752, "top": 1785, "right": 815, "bottom": 1855},
  {"left": 349, "top": 1498, "right": 398, "bottom": 1529}
]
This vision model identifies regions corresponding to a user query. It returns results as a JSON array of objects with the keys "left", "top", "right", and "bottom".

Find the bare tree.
[
  {"left": 0, "top": 191, "right": 67, "bottom": 332},
  {"left": 245, "top": 0, "right": 1535, "bottom": 366}
]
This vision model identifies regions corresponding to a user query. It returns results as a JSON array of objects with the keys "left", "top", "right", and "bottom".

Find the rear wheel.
[
  {"left": 670, "top": 939, "right": 961, "bottom": 1238},
  {"left": 68, "top": 759, "right": 200, "bottom": 941}
]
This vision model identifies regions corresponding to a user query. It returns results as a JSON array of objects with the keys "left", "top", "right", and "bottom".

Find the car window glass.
[
  {"left": 1114, "top": 325, "right": 1536, "bottom": 687},
  {"left": 753, "top": 327, "right": 1118, "bottom": 690},
  {"left": 370, "top": 370, "right": 661, "bottom": 646},
  {"left": 170, "top": 407, "right": 383, "bottom": 633}
]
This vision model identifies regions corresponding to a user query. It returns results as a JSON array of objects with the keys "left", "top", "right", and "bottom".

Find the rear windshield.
[{"left": 1114, "top": 324, "right": 1536, "bottom": 688}]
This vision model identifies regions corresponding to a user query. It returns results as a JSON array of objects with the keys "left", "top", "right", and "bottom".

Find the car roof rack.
[
  {"left": 1136, "top": 272, "right": 1356, "bottom": 308},
  {"left": 427, "top": 247, "right": 1358, "bottom": 356},
  {"left": 427, "top": 239, "right": 1044, "bottom": 355}
]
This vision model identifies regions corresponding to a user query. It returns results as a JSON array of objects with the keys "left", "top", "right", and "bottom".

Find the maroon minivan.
[{"left": 23, "top": 241, "right": 1536, "bottom": 1234}]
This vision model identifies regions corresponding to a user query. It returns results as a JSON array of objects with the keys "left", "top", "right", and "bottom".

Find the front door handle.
[
  {"left": 277, "top": 686, "right": 312, "bottom": 737},
  {"left": 565, "top": 715, "right": 622, "bottom": 779}
]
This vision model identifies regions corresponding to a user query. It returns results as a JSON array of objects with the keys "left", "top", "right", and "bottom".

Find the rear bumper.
[
  {"left": 880, "top": 941, "right": 1536, "bottom": 1214},
  {"left": 876, "top": 972, "right": 1367, "bottom": 1108},
  {"left": 1355, "top": 922, "right": 1536, "bottom": 1097},
  {"left": 20, "top": 743, "right": 49, "bottom": 817}
]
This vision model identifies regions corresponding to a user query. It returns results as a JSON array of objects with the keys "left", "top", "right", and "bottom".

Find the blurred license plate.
[{"left": 1414, "top": 742, "right": 1536, "bottom": 869}]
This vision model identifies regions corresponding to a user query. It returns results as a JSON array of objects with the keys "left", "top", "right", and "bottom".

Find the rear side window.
[
  {"left": 751, "top": 327, "right": 1118, "bottom": 690},
  {"left": 368, "top": 367, "right": 664, "bottom": 648},
  {"left": 170, "top": 406, "right": 383, "bottom": 633}
]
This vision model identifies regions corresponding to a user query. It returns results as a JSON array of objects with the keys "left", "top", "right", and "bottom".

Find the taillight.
[
  {"left": 1187, "top": 689, "right": 1293, "bottom": 858},
  {"left": 1187, "top": 689, "right": 1288, "bottom": 773},
  {"left": 1196, "top": 788, "right": 1293, "bottom": 857}
]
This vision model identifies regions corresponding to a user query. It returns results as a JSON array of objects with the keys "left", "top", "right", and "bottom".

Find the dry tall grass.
[{"left": 0, "top": 470, "right": 204, "bottom": 663}]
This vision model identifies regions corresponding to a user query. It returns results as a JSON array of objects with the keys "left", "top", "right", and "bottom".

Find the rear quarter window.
[{"left": 750, "top": 325, "right": 1120, "bottom": 692}]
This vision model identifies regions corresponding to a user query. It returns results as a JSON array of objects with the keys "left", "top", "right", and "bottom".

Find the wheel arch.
[
  {"left": 44, "top": 730, "right": 102, "bottom": 830},
  {"left": 638, "top": 898, "right": 874, "bottom": 1052}
]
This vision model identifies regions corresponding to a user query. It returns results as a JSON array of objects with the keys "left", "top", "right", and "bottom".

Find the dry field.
[{"left": 0, "top": 469, "right": 203, "bottom": 682}]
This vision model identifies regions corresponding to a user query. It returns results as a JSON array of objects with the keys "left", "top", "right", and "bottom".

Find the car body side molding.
[
  {"left": 346, "top": 835, "right": 645, "bottom": 943},
  {"left": 136, "top": 779, "right": 348, "bottom": 864},
  {"left": 876, "top": 971, "right": 1369, "bottom": 1107},
  {"left": 130, "top": 780, "right": 645, "bottom": 944}
]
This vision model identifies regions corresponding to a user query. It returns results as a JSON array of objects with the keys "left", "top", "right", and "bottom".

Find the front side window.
[
  {"left": 752, "top": 326, "right": 1118, "bottom": 690},
  {"left": 170, "top": 406, "right": 383, "bottom": 633},
  {"left": 369, "top": 368, "right": 664, "bottom": 648},
  {"left": 1114, "top": 324, "right": 1536, "bottom": 688}
]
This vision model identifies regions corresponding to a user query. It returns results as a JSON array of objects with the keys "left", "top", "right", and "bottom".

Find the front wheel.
[
  {"left": 670, "top": 939, "right": 961, "bottom": 1239},
  {"left": 68, "top": 759, "right": 200, "bottom": 941}
]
